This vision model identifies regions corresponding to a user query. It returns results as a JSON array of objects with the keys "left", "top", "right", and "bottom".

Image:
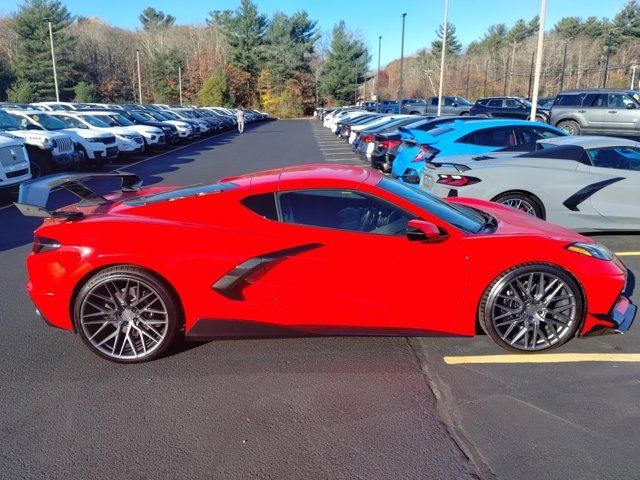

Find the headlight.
[
  {"left": 566, "top": 242, "right": 613, "bottom": 261},
  {"left": 51, "top": 139, "right": 58, "bottom": 148},
  {"left": 87, "top": 137, "right": 102, "bottom": 142},
  {"left": 118, "top": 134, "right": 135, "bottom": 140},
  {"left": 161, "top": 126, "right": 171, "bottom": 131}
]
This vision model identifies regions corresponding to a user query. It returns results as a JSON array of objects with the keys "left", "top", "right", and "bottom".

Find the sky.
[{"left": 0, "top": 0, "right": 631, "bottom": 66}]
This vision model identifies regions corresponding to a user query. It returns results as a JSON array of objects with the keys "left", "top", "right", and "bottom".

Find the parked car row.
[
  {"left": 319, "top": 104, "right": 640, "bottom": 233},
  {"left": 0, "top": 102, "right": 270, "bottom": 189}
]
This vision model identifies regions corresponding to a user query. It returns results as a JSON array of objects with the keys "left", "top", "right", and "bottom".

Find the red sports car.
[{"left": 17, "top": 165, "right": 635, "bottom": 363}]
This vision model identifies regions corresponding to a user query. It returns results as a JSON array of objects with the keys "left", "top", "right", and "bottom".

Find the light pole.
[
  {"left": 46, "top": 20, "right": 60, "bottom": 102},
  {"left": 559, "top": 42, "right": 568, "bottom": 92},
  {"left": 603, "top": 27, "right": 622, "bottom": 88},
  {"left": 436, "top": 0, "right": 449, "bottom": 116},
  {"left": 376, "top": 35, "right": 382, "bottom": 100},
  {"left": 178, "top": 66, "right": 183, "bottom": 106},
  {"left": 631, "top": 62, "right": 637, "bottom": 90},
  {"left": 530, "top": 0, "right": 547, "bottom": 121},
  {"left": 136, "top": 49, "right": 143, "bottom": 104},
  {"left": 399, "top": 13, "right": 407, "bottom": 99}
]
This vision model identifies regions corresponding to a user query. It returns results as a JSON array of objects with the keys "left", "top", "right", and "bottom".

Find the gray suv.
[{"left": 550, "top": 89, "right": 640, "bottom": 136}]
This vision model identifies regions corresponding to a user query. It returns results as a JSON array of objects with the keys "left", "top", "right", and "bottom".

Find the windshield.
[
  {"left": 108, "top": 114, "right": 134, "bottom": 126},
  {"left": 378, "top": 177, "right": 484, "bottom": 234},
  {"left": 0, "top": 111, "right": 20, "bottom": 130},
  {"left": 79, "top": 115, "right": 111, "bottom": 127},
  {"left": 130, "top": 112, "right": 149, "bottom": 122},
  {"left": 28, "top": 113, "right": 66, "bottom": 130},
  {"left": 454, "top": 97, "right": 473, "bottom": 106},
  {"left": 520, "top": 99, "right": 533, "bottom": 108},
  {"left": 160, "top": 111, "right": 179, "bottom": 120}
]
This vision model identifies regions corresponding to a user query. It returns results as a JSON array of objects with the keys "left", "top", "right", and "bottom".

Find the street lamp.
[
  {"left": 136, "top": 50, "right": 143, "bottom": 104},
  {"left": 376, "top": 35, "right": 382, "bottom": 101},
  {"left": 399, "top": 13, "right": 407, "bottom": 99},
  {"left": 44, "top": 19, "right": 60, "bottom": 102},
  {"left": 437, "top": 0, "right": 449, "bottom": 116},
  {"left": 603, "top": 27, "right": 622, "bottom": 88},
  {"left": 178, "top": 66, "right": 183, "bottom": 106},
  {"left": 529, "top": 0, "right": 547, "bottom": 121}
]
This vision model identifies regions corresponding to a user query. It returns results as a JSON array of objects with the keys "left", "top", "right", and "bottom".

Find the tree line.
[{"left": 374, "top": 1, "right": 640, "bottom": 101}]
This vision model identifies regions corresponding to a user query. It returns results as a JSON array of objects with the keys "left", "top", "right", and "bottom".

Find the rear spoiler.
[{"left": 14, "top": 172, "right": 142, "bottom": 218}]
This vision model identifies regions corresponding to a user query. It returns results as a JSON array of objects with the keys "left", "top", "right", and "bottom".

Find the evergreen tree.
[
  {"left": 7, "top": 80, "right": 37, "bottom": 103},
  {"left": 198, "top": 72, "right": 230, "bottom": 106},
  {"left": 613, "top": 0, "right": 640, "bottom": 44},
  {"left": 553, "top": 17, "right": 584, "bottom": 38},
  {"left": 264, "top": 11, "right": 319, "bottom": 87},
  {"left": 11, "top": 0, "right": 74, "bottom": 100},
  {"left": 139, "top": 7, "right": 175, "bottom": 31},
  {"left": 74, "top": 81, "right": 95, "bottom": 102},
  {"left": 149, "top": 50, "right": 182, "bottom": 102},
  {"left": 431, "top": 23, "right": 462, "bottom": 56},
  {"left": 207, "top": 0, "right": 267, "bottom": 76},
  {"left": 319, "top": 21, "right": 369, "bottom": 104}
]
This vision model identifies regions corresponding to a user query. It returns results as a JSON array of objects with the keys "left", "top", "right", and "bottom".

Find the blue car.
[{"left": 391, "top": 119, "right": 567, "bottom": 185}]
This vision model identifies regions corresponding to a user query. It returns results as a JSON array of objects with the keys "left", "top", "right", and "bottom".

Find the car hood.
[
  {"left": 63, "top": 128, "right": 112, "bottom": 140},
  {"left": 448, "top": 197, "right": 589, "bottom": 243},
  {"left": 6, "top": 129, "right": 69, "bottom": 142},
  {"left": 97, "top": 126, "right": 141, "bottom": 136},
  {"left": 0, "top": 134, "right": 25, "bottom": 147}
]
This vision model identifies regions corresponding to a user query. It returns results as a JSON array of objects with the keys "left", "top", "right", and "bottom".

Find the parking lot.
[{"left": 1, "top": 118, "right": 639, "bottom": 479}]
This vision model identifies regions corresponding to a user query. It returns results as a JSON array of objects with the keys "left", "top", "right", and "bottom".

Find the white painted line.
[
  {"left": 323, "top": 152, "right": 358, "bottom": 156},
  {"left": 443, "top": 353, "right": 640, "bottom": 364},
  {"left": 616, "top": 252, "right": 640, "bottom": 256}
]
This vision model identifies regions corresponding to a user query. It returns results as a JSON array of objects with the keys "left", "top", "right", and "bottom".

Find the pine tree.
[
  {"left": 74, "top": 81, "right": 95, "bottom": 102},
  {"left": 319, "top": 21, "right": 369, "bottom": 104},
  {"left": 431, "top": 23, "right": 462, "bottom": 56},
  {"left": 198, "top": 72, "right": 230, "bottom": 106},
  {"left": 7, "top": 80, "right": 37, "bottom": 103},
  {"left": 139, "top": 7, "right": 175, "bottom": 31},
  {"left": 207, "top": 0, "right": 267, "bottom": 76},
  {"left": 12, "top": 0, "right": 74, "bottom": 100}
]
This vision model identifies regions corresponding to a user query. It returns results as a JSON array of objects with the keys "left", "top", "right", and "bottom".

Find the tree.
[
  {"left": 7, "top": 79, "right": 36, "bottom": 102},
  {"left": 149, "top": 50, "right": 183, "bottom": 102},
  {"left": 73, "top": 80, "right": 95, "bottom": 102},
  {"left": 431, "top": 23, "right": 462, "bottom": 56},
  {"left": 319, "top": 21, "right": 369, "bottom": 104},
  {"left": 198, "top": 71, "right": 230, "bottom": 106},
  {"left": 207, "top": 0, "right": 267, "bottom": 76},
  {"left": 139, "top": 7, "right": 175, "bottom": 32},
  {"left": 467, "top": 23, "right": 508, "bottom": 53},
  {"left": 11, "top": 0, "right": 74, "bottom": 100},
  {"left": 553, "top": 17, "right": 584, "bottom": 38}
]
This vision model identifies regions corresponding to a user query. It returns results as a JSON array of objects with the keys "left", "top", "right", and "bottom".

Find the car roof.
[
  {"left": 539, "top": 135, "right": 639, "bottom": 149},
  {"left": 221, "top": 164, "right": 380, "bottom": 191}
]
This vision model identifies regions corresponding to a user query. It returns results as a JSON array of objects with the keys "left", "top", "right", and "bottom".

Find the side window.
[
  {"left": 278, "top": 189, "right": 413, "bottom": 235},
  {"left": 241, "top": 193, "right": 278, "bottom": 220},
  {"left": 487, "top": 99, "right": 502, "bottom": 107},
  {"left": 461, "top": 128, "right": 516, "bottom": 147},
  {"left": 444, "top": 97, "right": 455, "bottom": 106},
  {"left": 607, "top": 94, "right": 635, "bottom": 109},
  {"left": 504, "top": 98, "right": 518, "bottom": 108},
  {"left": 588, "top": 147, "right": 640, "bottom": 171},
  {"left": 583, "top": 94, "right": 607, "bottom": 107},
  {"left": 430, "top": 98, "right": 438, "bottom": 106},
  {"left": 517, "top": 127, "right": 561, "bottom": 144}
]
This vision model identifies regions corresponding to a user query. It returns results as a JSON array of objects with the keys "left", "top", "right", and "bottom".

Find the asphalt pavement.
[{"left": 0, "top": 120, "right": 479, "bottom": 480}]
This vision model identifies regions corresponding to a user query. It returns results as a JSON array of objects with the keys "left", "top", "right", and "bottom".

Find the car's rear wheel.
[
  {"left": 494, "top": 191, "right": 544, "bottom": 218},
  {"left": 479, "top": 264, "right": 583, "bottom": 352},
  {"left": 557, "top": 120, "right": 581, "bottom": 135},
  {"left": 74, "top": 266, "right": 180, "bottom": 363}
]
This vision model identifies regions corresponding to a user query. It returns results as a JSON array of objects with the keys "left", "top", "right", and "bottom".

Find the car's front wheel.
[
  {"left": 74, "top": 266, "right": 181, "bottom": 363},
  {"left": 479, "top": 264, "right": 583, "bottom": 352},
  {"left": 557, "top": 120, "right": 581, "bottom": 135}
]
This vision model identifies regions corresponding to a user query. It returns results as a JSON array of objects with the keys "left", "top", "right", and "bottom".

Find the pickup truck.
[{"left": 377, "top": 96, "right": 473, "bottom": 116}]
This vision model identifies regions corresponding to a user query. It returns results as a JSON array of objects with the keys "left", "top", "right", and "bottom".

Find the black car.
[
  {"left": 335, "top": 114, "right": 381, "bottom": 141},
  {"left": 470, "top": 97, "right": 548, "bottom": 123},
  {"left": 354, "top": 117, "right": 430, "bottom": 165},
  {"left": 116, "top": 110, "right": 180, "bottom": 145}
]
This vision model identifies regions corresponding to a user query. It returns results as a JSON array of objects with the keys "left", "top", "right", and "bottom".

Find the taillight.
[
  {"left": 379, "top": 139, "right": 401, "bottom": 150},
  {"left": 436, "top": 174, "right": 481, "bottom": 187},
  {"left": 362, "top": 135, "right": 373, "bottom": 143},
  {"left": 33, "top": 236, "right": 61, "bottom": 253},
  {"left": 411, "top": 145, "right": 440, "bottom": 162}
]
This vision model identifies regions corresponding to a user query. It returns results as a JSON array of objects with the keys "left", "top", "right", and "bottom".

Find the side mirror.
[
  {"left": 451, "top": 102, "right": 458, "bottom": 107},
  {"left": 406, "top": 219, "right": 448, "bottom": 242},
  {"left": 626, "top": 103, "right": 637, "bottom": 109},
  {"left": 26, "top": 123, "right": 41, "bottom": 130}
]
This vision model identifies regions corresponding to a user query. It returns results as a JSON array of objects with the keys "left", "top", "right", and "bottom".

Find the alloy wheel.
[
  {"left": 499, "top": 198, "right": 537, "bottom": 216},
  {"left": 487, "top": 270, "right": 579, "bottom": 351},
  {"left": 79, "top": 277, "right": 170, "bottom": 360}
]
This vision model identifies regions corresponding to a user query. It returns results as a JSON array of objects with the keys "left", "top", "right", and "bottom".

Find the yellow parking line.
[
  {"left": 443, "top": 353, "right": 640, "bottom": 364},
  {"left": 615, "top": 252, "right": 640, "bottom": 256}
]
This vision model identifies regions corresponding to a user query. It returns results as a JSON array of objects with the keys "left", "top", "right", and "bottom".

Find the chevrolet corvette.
[{"left": 17, "top": 166, "right": 635, "bottom": 362}]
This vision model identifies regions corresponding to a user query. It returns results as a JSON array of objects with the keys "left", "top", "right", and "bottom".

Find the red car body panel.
[{"left": 25, "top": 165, "right": 631, "bottom": 341}]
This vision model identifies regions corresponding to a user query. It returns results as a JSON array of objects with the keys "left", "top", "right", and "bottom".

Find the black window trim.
[{"left": 274, "top": 187, "right": 417, "bottom": 237}]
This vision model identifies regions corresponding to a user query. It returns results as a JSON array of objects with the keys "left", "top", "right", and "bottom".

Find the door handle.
[
  {"left": 608, "top": 110, "right": 618, "bottom": 114},
  {"left": 577, "top": 110, "right": 586, "bottom": 113}
]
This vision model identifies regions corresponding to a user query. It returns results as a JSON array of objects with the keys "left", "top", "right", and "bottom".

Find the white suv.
[
  {"left": 48, "top": 112, "right": 145, "bottom": 155},
  {"left": 8, "top": 110, "right": 119, "bottom": 167},
  {"left": 0, "top": 110, "right": 83, "bottom": 177},
  {"left": 87, "top": 111, "right": 165, "bottom": 148},
  {"left": 0, "top": 135, "right": 30, "bottom": 188}
]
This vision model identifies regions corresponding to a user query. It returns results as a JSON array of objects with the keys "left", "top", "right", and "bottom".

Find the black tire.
[
  {"left": 73, "top": 266, "right": 181, "bottom": 363},
  {"left": 29, "top": 157, "right": 52, "bottom": 178},
  {"left": 493, "top": 191, "right": 544, "bottom": 219},
  {"left": 385, "top": 109, "right": 393, "bottom": 113},
  {"left": 459, "top": 111, "right": 469, "bottom": 116},
  {"left": 478, "top": 263, "right": 583, "bottom": 352},
  {"left": 535, "top": 115, "right": 547, "bottom": 123},
  {"left": 557, "top": 120, "right": 581, "bottom": 135}
]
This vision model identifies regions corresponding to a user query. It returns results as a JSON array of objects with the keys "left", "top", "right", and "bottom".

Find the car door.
[
  {"left": 579, "top": 94, "right": 607, "bottom": 133},
  {"left": 603, "top": 93, "right": 640, "bottom": 135},
  {"left": 256, "top": 188, "right": 468, "bottom": 335},
  {"left": 486, "top": 99, "right": 503, "bottom": 117},
  {"left": 585, "top": 146, "right": 640, "bottom": 227}
]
